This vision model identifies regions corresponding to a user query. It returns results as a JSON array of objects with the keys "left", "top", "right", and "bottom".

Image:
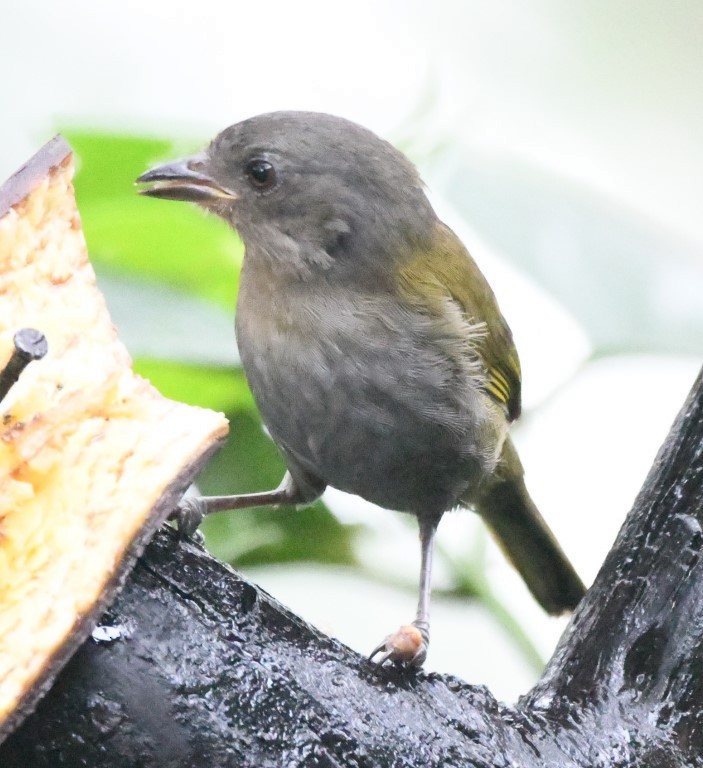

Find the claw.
[
  {"left": 368, "top": 623, "right": 428, "bottom": 668},
  {"left": 170, "top": 496, "right": 207, "bottom": 538},
  {"left": 368, "top": 639, "right": 396, "bottom": 667}
]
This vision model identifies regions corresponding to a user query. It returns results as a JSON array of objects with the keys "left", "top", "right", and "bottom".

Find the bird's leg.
[
  {"left": 369, "top": 516, "right": 438, "bottom": 668},
  {"left": 412, "top": 517, "right": 435, "bottom": 659},
  {"left": 170, "top": 471, "right": 322, "bottom": 537}
]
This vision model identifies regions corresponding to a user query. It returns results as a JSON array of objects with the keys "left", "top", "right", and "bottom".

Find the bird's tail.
[{"left": 471, "top": 437, "right": 586, "bottom": 615}]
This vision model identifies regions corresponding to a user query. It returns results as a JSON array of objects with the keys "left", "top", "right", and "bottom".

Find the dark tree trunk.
[{"left": 2, "top": 367, "right": 702, "bottom": 768}]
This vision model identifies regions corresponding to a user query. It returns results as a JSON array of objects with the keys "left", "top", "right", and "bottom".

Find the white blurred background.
[{"left": 2, "top": 0, "right": 701, "bottom": 701}]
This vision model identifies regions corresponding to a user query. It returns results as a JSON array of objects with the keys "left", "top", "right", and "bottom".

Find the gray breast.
[{"left": 236, "top": 284, "right": 502, "bottom": 516}]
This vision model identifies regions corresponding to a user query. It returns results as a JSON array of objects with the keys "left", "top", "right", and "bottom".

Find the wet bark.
[{"left": 2, "top": 367, "right": 702, "bottom": 768}]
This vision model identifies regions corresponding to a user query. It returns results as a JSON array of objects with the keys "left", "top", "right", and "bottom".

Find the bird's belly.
[
  {"left": 237, "top": 310, "right": 502, "bottom": 516},
  {"left": 311, "top": 399, "right": 489, "bottom": 515}
]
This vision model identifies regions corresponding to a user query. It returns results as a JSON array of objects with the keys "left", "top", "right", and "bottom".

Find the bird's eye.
[{"left": 246, "top": 159, "right": 276, "bottom": 190}]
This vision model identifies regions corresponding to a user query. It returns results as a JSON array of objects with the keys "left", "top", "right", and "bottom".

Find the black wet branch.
[{"left": 3, "top": 368, "right": 702, "bottom": 767}]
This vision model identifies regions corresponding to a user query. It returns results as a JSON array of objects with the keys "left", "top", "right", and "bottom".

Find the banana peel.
[{"left": 0, "top": 136, "right": 229, "bottom": 740}]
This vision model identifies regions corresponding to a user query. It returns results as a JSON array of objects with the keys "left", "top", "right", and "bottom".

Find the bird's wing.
[{"left": 396, "top": 221, "right": 522, "bottom": 421}]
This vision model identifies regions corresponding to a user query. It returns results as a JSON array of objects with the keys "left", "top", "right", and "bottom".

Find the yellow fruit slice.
[{"left": 0, "top": 136, "right": 229, "bottom": 738}]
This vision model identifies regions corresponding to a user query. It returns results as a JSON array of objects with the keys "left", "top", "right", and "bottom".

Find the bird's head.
[{"left": 137, "top": 111, "right": 435, "bottom": 279}]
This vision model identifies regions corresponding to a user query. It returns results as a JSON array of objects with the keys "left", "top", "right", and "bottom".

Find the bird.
[{"left": 136, "top": 111, "right": 585, "bottom": 668}]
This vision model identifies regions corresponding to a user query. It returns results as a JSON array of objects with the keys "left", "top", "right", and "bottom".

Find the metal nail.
[{"left": 0, "top": 329, "right": 48, "bottom": 403}]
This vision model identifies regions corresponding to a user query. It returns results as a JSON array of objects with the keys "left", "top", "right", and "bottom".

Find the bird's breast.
[{"left": 235, "top": 262, "right": 504, "bottom": 514}]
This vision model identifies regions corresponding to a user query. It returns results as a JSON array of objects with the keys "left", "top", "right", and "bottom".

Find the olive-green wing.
[{"left": 397, "top": 221, "right": 522, "bottom": 421}]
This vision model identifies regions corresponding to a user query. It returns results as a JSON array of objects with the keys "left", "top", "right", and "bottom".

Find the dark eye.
[{"left": 246, "top": 159, "right": 276, "bottom": 190}]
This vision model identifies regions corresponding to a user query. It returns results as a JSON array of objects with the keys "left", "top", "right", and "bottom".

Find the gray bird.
[{"left": 137, "top": 111, "right": 585, "bottom": 667}]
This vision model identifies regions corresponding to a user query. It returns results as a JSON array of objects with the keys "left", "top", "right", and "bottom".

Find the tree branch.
[{"left": 3, "top": 368, "right": 702, "bottom": 767}]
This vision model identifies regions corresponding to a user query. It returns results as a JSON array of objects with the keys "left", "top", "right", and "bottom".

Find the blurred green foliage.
[{"left": 69, "top": 130, "right": 241, "bottom": 307}]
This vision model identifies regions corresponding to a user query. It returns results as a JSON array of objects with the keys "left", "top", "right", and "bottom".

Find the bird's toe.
[{"left": 368, "top": 623, "right": 428, "bottom": 668}]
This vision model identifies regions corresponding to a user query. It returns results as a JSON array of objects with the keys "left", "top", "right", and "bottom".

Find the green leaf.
[
  {"left": 81, "top": 198, "right": 242, "bottom": 308},
  {"left": 63, "top": 130, "right": 243, "bottom": 308},
  {"left": 133, "top": 359, "right": 253, "bottom": 414},
  {"left": 197, "top": 409, "right": 282, "bottom": 497},
  {"left": 198, "top": 411, "right": 359, "bottom": 568},
  {"left": 63, "top": 130, "right": 176, "bottom": 202}
]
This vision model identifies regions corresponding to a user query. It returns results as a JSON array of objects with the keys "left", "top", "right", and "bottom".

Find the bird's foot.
[
  {"left": 368, "top": 619, "right": 429, "bottom": 668},
  {"left": 168, "top": 496, "right": 207, "bottom": 542}
]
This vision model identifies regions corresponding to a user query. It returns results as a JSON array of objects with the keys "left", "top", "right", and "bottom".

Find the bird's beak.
[{"left": 135, "top": 155, "right": 238, "bottom": 203}]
